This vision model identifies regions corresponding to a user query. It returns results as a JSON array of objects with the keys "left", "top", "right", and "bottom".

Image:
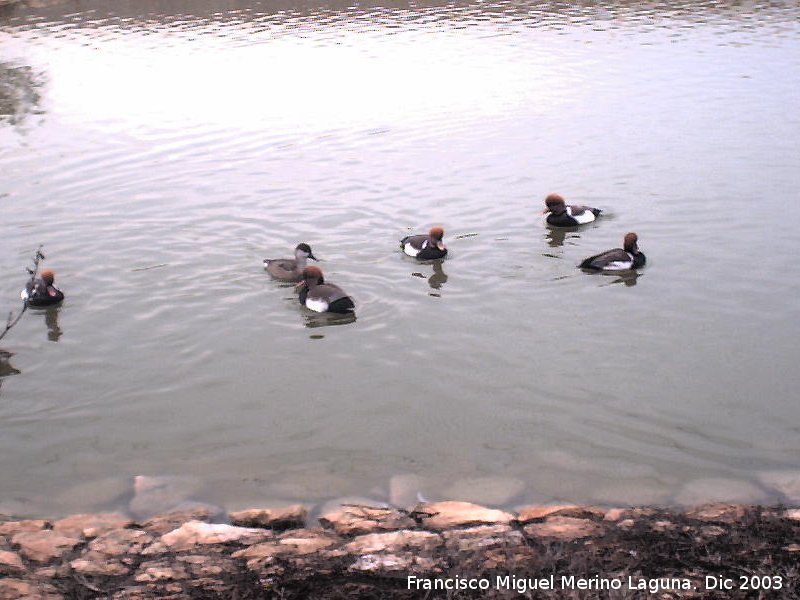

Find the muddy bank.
[{"left": 2, "top": 501, "right": 799, "bottom": 599}]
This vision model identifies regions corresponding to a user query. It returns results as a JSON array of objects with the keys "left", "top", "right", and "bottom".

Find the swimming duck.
[
  {"left": 543, "top": 193, "right": 602, "bottom": 227},
  {"left": 20, "top": 269, "right": 64, "bottom": 307},
  {"left": 579, "top": 232, "right": 646, "bottom": 271},
  {"left": 400, "top": 227, "right": 447, "bottom": 260},
  {"left": 297, "top": 266, "right": 355, "bottom": 314},
  {"left": 264, "top": 243, "right": 317, "bottom": 282}
]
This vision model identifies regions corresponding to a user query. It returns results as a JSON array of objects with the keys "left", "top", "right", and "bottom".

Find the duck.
[
  {"left": 400, "top": 226, "right": 447, "bottom": 260},
  {"left": 264, "top": 243, "right": 317, "bottom": 282},
  {"left": 20, "top": 269, "right": 64, "bottom": 307},
  {"left": 543, "top": 193, "right": 602, "bottom": 227},
  {"left": 296, "top": 266, "right": 355, "bottom": 314},
  {"left": 579, "top": 232, "right": 646, "bottom": 271}
]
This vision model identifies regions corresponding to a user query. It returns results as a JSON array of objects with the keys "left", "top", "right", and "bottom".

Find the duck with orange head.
[
  {"left": 400, "top": 226, "right": 447, "bottom": 260},
  {"left": 296, "top": 266, "right": 355, "bottom": 314},
  {"left": 579, "top": 232, "right": 646, "bottom": 271},
  {"left": 543, "top": 193, "right": 602, "bottom": 227}
]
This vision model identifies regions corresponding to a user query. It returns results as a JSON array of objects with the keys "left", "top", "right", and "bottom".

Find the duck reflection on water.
[
  {"left": 411, "top": 259, "right": 448, "bottom": 296},
  {"left": 44, "top": 306, "right": 63, "bottom": 342},
  {"left": 0, "top": 349, "right": 21, "bottom": 393},
  {"left": 303, "top": 311, "right": 357, "bottom": 329}
]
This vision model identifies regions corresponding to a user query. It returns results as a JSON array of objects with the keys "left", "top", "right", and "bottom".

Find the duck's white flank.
[
  {"left": 305, "top": 297, "right": 329, "bottom": 313},
  {"left": 567, "top": 206, "right": 596, "bottom": 225}
]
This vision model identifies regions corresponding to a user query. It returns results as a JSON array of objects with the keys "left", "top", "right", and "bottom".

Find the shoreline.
[{"left": 2, "top": 500, "right": 799, "bottom": 599}]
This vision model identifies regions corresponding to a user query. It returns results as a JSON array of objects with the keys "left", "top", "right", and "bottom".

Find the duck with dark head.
[
  {"left": 264, "top": 243, "right": 317, "bottom": 282},
  {"left": 21, "top": 269, "right": 64, "bottom": 307},
  {"left": 296, "top": 266, "right": 355, "bottom": 314},
  {"left": 579, "top": 232, "right": 646, "bottom": 271},
  {"left": 400, "top": 226, "right": 447, "bottom": 260},
  {"left": 543, "top": 193, "right": 602, "bottom": 227}
]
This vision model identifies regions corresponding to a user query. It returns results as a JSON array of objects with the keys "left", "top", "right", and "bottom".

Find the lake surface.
[{"left": 1, "top": 0, "right": 799, "bottom": 517}]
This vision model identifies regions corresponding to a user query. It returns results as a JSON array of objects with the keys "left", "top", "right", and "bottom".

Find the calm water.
[{"left": 1, "top": 0, "right": 800, "bottom": 518}]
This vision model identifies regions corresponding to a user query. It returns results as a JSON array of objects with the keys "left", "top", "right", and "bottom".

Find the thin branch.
[{"left": 0, "top": 245, "right": 45, "bottom": 342}]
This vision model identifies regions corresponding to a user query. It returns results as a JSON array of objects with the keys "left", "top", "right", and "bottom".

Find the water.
[{"left": 1, "top": 0, "right": 799, "bottom": 517}]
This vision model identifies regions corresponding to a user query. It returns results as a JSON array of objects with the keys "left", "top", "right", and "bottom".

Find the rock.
[
  {"left": 129, "top": 475, "right": 199, "bottom": 519},
  {"left": 412, "top": 501, "right": 513, "bottom": 530},
  {"left": 0, "top": 549, "right": 25, "bottom": 575},
  {"left": 700, "top": 526, "right": 726, "bottom": 537},
  {"left": 684, "top": 503, "right": 749, "bottom": 524},
  {"left": 233, "top": 529, "right": 339, "bottom": 561},
  {"left": 229, "top": 505, "right": 306, "bottom": 530},
  {"left": 442, "top": 477, "right": 525, "bottom": 506},
  {"left": 675, "top": 478, "right": 768, "bottom": 506},
  {"left": 617, "top": 519, "right": 635, "bottom": 529},
  {"left": 0, "top": 520, "right": 48, "bottom": 536},
  {"left": 523, "top": 516, "right": 603, "bottom": 541},
  {"left": 758, "top": 471, "right": 800, "bottom": 503},
  {"left": 517, "top": 504, "right": 604, "bottom": 523},
  {"left": 443, "top": 524, "right": 525, "bottom": 553},
  {"left": 88, "top": 529, "right": 154, "bottom": 556},
  {"left": 603, "top": 507, "right": 657, "bottom": 522},
  {"left": 53, "top": 512, "right": 132, "bottom": 538},
  {"left": 785, "top": 509, "right": 800, "bottom": 521},
  {"left": 156, "top": 521, "right": 271, "bottom": 552},
  {"left": 70, "top": 556, "right": 131, "bottom": 577},
  {"left": 316, "top": 497, "right": 388, "bottom": 519},
  {"left": 11, "top": 530, "right": 82, "bottom": 562},
  {"left": 0, "top": 578, "right": 63, "bottom": 600},
  {"left": 319, "top": 505, "right": 415, "bottom": 536},
  {"left": 389, "top": 474, "right": 427, "bottom": 508},
  {"left": 277, "top": 529, "right": 340, "bottom": 555},
  {"left": 343, "top": 530, "right": 440, "bottom": 555},
  {"left": 134, "top": 560, "right": 189, "bottom": 583},
  {"left": 348, "top": 553, "right": 414, "bottom": 573},
  {"left": 141, "top": 505, "right": 218, "bottom": 536}
]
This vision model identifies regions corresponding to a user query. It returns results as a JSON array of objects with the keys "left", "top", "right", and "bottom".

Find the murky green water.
[{"left": 2, "top": 0, "right": 800, "bottom": 517}]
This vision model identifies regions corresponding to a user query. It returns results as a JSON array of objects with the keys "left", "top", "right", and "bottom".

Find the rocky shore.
[{"left": 2, "top": 501, "right": 799, "bottom": 599}]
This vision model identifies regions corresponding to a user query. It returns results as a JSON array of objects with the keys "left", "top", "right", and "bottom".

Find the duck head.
[
  {"left": 41, "top": 269, "right": 55, "bottom": 285},
  {"left": 543, "top": 193, "right": 567, "bottom": 215},
  {"left": 624, "top": 232, "right": 640, "bottom": 254},
  {"left": 429, "top": 226, "right": 446, "bottom": 252},
  {"left": 295, "top": 243, "right": 317, "bottom": 261},
  {"left": 298, "top": 265, "right": 324, "bottom": 289}
]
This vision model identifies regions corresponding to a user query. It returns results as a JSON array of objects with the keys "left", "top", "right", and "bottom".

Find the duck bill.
[
  {"left": 436, "top": 242, "right": 446, "bottom": 251},
  {"left": 308, "top": 253, "right": 318, "bottom": 261}
]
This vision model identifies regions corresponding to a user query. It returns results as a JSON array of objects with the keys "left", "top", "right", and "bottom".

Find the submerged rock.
[
  {"left": 129, "top": 475, "right": 200, "bottom": 520},
  {"left": 758, "top": 470, "right": 800, "bottom": 503},
  {"left": 442, "top": 476, "right": 525, "bottom": 506},
  {"left": 388, "top": 473, "right": 427, "bottom": 508},
  {"left": 675, "top": 477, "right": 769, "bottom": 506}
]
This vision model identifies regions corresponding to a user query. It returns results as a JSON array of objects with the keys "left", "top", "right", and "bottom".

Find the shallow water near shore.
[{"left": 1, "top": 0, "right": 799, "bottom": 517}]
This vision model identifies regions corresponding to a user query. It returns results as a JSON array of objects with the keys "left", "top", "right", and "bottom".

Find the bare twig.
[{"left": 0, "top": 245, "right": 45, "bottom": 342}]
